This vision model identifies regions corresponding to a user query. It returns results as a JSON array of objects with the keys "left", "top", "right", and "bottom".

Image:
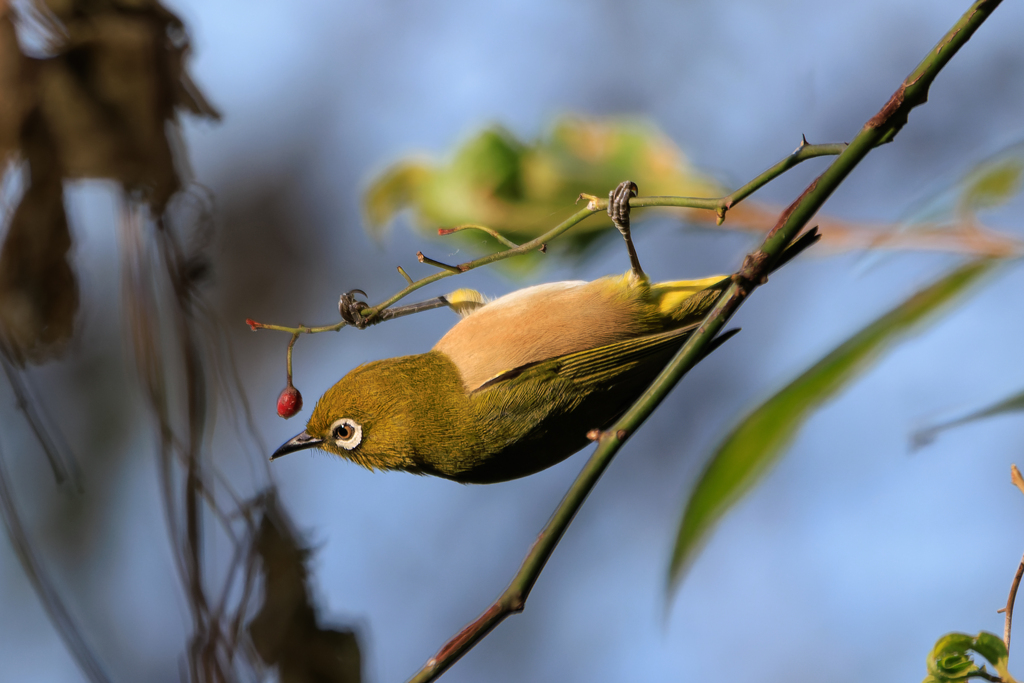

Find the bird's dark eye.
[{"left": 329, "top": 418, "right": 362, "bottom": 450}]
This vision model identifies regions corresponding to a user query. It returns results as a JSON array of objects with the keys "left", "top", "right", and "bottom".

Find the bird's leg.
[
  {"left": 608, "top": 180, "right": 645, "bottom": 281},
  {"left": 338, "top": 289, "right": 372, "bottom": 329},
  {"left": 377, "top": 297, "right": 453, "bottom": 321}
]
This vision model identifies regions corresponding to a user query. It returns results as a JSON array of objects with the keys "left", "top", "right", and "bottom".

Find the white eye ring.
[{"left": 330, "top": 418, "right": 362, "bottom": 450}]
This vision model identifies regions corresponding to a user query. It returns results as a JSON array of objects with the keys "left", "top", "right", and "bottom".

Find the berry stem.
[{"left": 286, "top": 331, "right": 299, "bottom": 387}]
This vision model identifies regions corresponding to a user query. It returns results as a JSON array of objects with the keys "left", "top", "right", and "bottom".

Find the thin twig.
[
  {"left": 695, "top": 201, "right": 1022, "bottom": 258},
  {"left": 1001, "top": 554, "right": 1024, "bottom": 652},
  {"left": 405, "top": 2, "right": 1003, "bottom": 680},
  {"left": 632, "top": 141, "right": 849, "bottom": 224},
  {"left": 438, "top": 224, "right": 520, "bottom": 249},
  {"left": 417, "top": 251, "right": 463, "bottom": 273},
  {"left": 719, "top": 140, "right": 848, "bottom": 217},
  {"left": 0, "top": 444, "right": 112, "bottom": 683},
  {"left": 1003, "top": 464, "right": 1024, "bottom": 654},
  {"left": 246, "top": 204, "right": 603, "bottom": 335},
  {"left": 248, "top": 142, "right": 850, "bottom": 337},
  {"left": 0, "top": 352, "right": 82, "bottom": 491}
]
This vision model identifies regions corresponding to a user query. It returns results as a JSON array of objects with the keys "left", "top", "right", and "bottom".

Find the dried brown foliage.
[{"left": 0, "top": 2, "right": 361, "bottom": 681}]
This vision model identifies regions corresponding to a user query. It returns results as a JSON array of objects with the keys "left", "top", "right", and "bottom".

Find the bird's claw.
[
  {"left": 338, "top": 289, "right": 373, "bottom": 329},
  {"left": 607, "top": 180, "right": 638, "bottom": 234},
  {"left": 608, "top": 180, "right": 645, "bottom": 280}
]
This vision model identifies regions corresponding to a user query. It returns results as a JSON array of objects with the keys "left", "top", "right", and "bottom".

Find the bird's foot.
[
  {"left": 608, "top": 180, "right": 645, "bottom": 281},
  {"left": 338, "top": 289, "right": 373, "bottom": 329}
]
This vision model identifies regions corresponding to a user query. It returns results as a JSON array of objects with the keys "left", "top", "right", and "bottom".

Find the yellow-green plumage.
[{"left": 277, "top": 272, "right": 729, "bottom": 483}]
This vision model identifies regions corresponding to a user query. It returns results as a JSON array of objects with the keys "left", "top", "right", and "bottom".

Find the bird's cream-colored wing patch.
[{"left": 434, "top": 277, "right": 646, "bottom": 391}]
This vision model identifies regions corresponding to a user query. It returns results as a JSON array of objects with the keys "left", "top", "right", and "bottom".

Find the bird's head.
[{"left": 270, "top": 352, "right": 461, "bottom": 474}]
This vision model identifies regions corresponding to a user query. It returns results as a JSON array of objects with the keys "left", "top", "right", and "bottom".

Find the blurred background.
[{"left": 1, "top": 0, "right": 1024, "bottom": 681}]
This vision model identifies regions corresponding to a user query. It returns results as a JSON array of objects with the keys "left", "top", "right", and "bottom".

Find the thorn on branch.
[
  {"left": 417, "top": 251, "right": 463, "bottom": 274},
  {"left": 398, "top": 266, "right": 414, "bottom": 284},
  {"left": 586, "top": 428, "right": 628, "bottom": 442},
  {"left": 576, "top": 192, "right": 602, "bottom": 211}
]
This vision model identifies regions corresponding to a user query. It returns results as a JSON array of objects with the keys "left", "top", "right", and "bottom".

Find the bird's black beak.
[{"left": 270, "top": 431, "right": 323, "bottom": 460}]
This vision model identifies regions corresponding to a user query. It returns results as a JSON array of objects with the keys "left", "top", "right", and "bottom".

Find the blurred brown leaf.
[
  {"left": 249, "top": 496, "right": 362, "bottom": 683},
  {"left": 0, "top": 10, "right": 35, "bottom": 167},
  {"left": 0, "top": 111, "right": 77, "bottom": 364},
  {"left": 0, "top": 0, "right": 218, "bottom": 362},
  {"left": 35, "top": 5, "right": 218, "bottom": 208}
]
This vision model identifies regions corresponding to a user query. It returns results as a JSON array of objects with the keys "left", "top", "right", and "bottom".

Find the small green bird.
[
  {"left": 271, "top": 270, "right": 730, "bottom": 483},
  {"left": 271, "top": 182, "right": 809, "bottom": 483}
]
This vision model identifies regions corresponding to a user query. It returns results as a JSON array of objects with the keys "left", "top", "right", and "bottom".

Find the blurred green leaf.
[
  {"left": 925, "top": 632, "right": 1011, "bottom": 683},
  {"left": 668, "top": 260, "right": 995, "bottom": 594},
  {"left": 913, "top": 386, "right": 1024, "bottom": 450},
  {"left": 362, "top": 116, "right": 723, "bottom": 261},
  {"left": 960, "top": 157, "right": 1024, "bottom": 213},
  {"left": 363, "top": 161, "right": 431, "bottom": 232},
  {"left": 969, "top": 632, "right": 1009, "bottom": 674},
  {"left": 929, "top": 633, "right": 981, "bottom": 681}
]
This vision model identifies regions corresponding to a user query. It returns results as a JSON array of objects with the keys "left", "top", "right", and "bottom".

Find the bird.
[{"left": 270, "top": 182, "right": 811, "bottom": 483}]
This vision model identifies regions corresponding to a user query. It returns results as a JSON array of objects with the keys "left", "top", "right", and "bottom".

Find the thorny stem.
[
  {"left": 245, "top": 142, "right": 846, "bottom": 337},
  {"left": 718, "top": 140, "right": 848, "bottom": 220},
  {"left": 405, "top": 2, "right": 1004, "bottom": 682},
  {"left": 632, "top": 141, "right": 849, "bottom": 224}
]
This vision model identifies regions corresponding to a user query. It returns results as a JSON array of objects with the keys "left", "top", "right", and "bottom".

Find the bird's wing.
[{"left": 473, "top": 322, "right": 701, "bottom": 392}]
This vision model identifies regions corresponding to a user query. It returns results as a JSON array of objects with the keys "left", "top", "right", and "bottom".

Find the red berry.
[{"left": 277, "top": 385, "right": 303, "bottom": 418}]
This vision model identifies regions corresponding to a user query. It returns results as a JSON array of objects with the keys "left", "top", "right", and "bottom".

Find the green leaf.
[
  {"left": 913, "top": 386, "right": 1024, "bottom": 449},
  {"left": 970, "top": 632, "right": 1008, "bottom": 673},
  {"left": 960, "top": 157, "right": 1024, "bottom": 213},
  {"left": 360, "top": 116, "right": 723, "bottom": 259},
  {"left": 668, "top": 260, "right": 996, "bottom": 594},
  {"left": 928, "top": 633, "right": 981, "bottom": 681},
  {"left": 924, "top": 632, "right": 1010, "bottom": 683},
  {"left": 363, "top": 161, "right": 431, "bottom": 233}
]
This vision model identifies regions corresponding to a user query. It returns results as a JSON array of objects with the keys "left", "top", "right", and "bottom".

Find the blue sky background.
[{"left": 2, "top": 1, "right": 1024, "bottom": 681}]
